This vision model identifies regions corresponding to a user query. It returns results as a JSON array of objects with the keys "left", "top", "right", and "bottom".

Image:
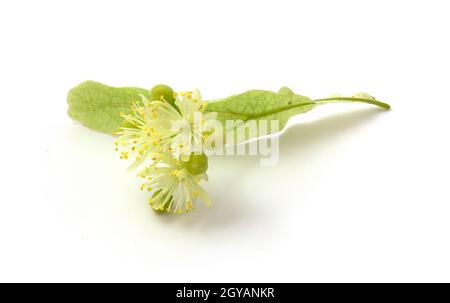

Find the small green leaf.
[{"left": 67, "top": 81, "right": 151, "bottom": 134}]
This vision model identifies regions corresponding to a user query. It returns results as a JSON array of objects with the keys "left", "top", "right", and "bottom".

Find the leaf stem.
[{"left": 313, "top": 97, "right": 391, "bottom": 110}]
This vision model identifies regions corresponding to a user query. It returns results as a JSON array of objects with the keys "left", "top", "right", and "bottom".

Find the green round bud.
[
  {"left": 181, "top": 154, "right": 208, "bottom": 175},
  {"left": 150, "top": 84, "right": 175, "bottom": 105}
]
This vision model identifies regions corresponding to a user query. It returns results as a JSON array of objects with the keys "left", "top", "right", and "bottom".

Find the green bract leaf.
[
  {"left": 67, "top": 81, "right": 151, "bottom": 134},
  {"left": 67, "top": 81, "right": 390, "bottom": 139},
  {"left": 204, "top": 87, "right": 316, "bottom": 140}
]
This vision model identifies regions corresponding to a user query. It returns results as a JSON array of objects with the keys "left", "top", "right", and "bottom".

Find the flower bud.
[
  {"left": 150, "top": 84, "right": 176, "bottom": 107},
  {"left": 181, "top": 154, "right": 208, "bottom": 175}
]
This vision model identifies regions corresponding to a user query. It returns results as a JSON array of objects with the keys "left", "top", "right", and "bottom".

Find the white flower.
[
  {"left": 168, "top": 90, "right": 217, "bottom": 159},
  {"left": 137, "top": 153, "right": 211, "bottom": 213},
  {"left": 115, "top": 89, "right": 216, "bottom": 168}
]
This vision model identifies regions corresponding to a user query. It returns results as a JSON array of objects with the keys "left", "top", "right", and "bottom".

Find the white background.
[{"left": 1, "top": 0, "right": 449, "bottom": 282}]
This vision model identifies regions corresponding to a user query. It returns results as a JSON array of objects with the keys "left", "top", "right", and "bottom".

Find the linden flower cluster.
[{"left": 115, "top": 86, "right": 215, "bottom": 213}]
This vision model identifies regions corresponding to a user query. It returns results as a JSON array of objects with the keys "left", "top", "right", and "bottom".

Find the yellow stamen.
[{"left": 120, "top": 151, "right": 128, "bottom": 159}]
